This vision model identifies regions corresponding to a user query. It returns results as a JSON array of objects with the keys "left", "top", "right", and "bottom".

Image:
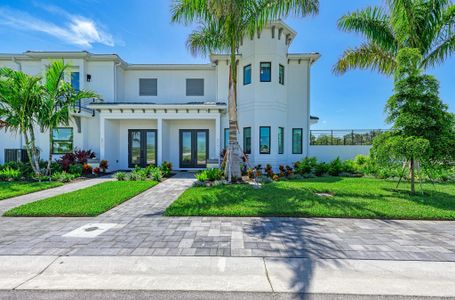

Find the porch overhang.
[{"left": 89, "top": 102, "right": 227, "bottom": 114}]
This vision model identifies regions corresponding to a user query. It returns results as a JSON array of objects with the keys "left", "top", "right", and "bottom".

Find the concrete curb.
[{"left": 0, "top": 256, "right": 454, "bottom": 298}]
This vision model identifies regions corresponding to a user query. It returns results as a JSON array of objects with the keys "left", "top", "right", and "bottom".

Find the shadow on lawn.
[{"left": 244, "top": 217, "right": 346, "bottom": 297}]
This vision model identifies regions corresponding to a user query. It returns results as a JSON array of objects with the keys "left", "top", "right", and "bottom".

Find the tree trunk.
[
  {"left": 28, "top": 127, "right": 42, "bottom": 177},
  {"left": 46, "top": 129, "right": 53, "bottom": 176},
  {"left": 224, "top": 45, "right": 242, "bottom": 182},
  {"left": 409, "top": 158, "right": 415, "bottom": 194},
  {"left": 23, "top": 130, "right": 41, "bottom": 177}
]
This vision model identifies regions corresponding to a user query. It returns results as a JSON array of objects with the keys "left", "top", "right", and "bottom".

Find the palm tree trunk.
[
  {"left": 410, "top": 158, "right": 415, "bottom": 194},
  {"left": 224, "top": 44, "right": 242, "bottom": 182},
  {"left": 28, "top": 127, "right": 41, "bottom": 176},
  {"left": 46, "top": 129, "right": 53, "bottom": 176},
  {"left": 23, "top": 129, "right": 40, "bottom": 176}
]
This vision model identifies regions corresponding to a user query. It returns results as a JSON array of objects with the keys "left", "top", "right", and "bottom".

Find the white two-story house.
[{"left": 0, "top": 21, "right": 319, "bottom": 171}]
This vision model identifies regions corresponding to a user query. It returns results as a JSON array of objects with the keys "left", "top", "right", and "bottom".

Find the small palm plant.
[
  {"left": 39, "top": 60, "right": 99, "bottom": 176},
  {"left": 172, "top": 0, "right": 319, "bottom": 181}
]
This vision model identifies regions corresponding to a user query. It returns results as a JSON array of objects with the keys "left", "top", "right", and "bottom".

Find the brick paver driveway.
[{"left": 0, "top": 172, "right": 454, "bottom": 261}]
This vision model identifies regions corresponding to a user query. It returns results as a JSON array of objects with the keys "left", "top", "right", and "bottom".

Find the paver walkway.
[{"left": 0, "top": 172, "right": 454, "bottom": 261}]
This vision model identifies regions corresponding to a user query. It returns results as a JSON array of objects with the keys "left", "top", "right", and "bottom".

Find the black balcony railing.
[
  {"left": 310, "top": 129, "right": 388, "bottom": 146},
  {"left": 73, "top": 98, "right": 102, "bottom": 116}
]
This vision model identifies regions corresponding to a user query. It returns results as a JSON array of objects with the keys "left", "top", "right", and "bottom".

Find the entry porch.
[{"left": 92, "top": 103, "right": 225, "bottom": 171}]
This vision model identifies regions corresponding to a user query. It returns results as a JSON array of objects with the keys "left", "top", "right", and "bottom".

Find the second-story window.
[
  {"left": 292, "top": 128, "right": 303, "bottom": 154},
  {"left": 260, "top": 62, "right": 271, "bottom": 82},
  {"left": 243, "top": 64, "right": 251, "bottom": 85},
  {"left": 71, "top": 72, "right": 80, "bottom": 91},
  {"left": 139, "top": 78, "right": 158, "bottom": 96},
  {"left": 186, "top": 78, "right": 204, "bottom": 96},
  {"left": 279, "top": 64, "right": 285, "bottom": 85}
]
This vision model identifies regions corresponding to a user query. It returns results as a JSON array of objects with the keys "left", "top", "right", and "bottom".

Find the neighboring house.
[{"left": 0, "top": 21, "right": 321, "bottom": 170}]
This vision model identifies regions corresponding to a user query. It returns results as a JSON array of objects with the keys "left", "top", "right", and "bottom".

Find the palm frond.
[
  {"left": 186, "top": 22, "right": 228, "bottom": 56},
  {"left": 333, "top": 43, "right": 397, "bottom": 75},
  {"left": 337, "top": 6, "right": 398, "bottom": 53},
  {"left": 171, "top": 0, "right": 210, "bottom": 24},
  {"left": 422, "top": 34, "right": 455, "bottom": 68}
]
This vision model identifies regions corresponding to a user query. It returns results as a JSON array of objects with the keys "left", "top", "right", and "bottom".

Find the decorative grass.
[
  {"left": 0, "top": 181, "right": 62, "bottom": 201},
  {"left": 4, "top": 180, "right": 157, "bottom": 217},
  {"left": 165, "top": 177, "right": 455, "bottom": 220}
]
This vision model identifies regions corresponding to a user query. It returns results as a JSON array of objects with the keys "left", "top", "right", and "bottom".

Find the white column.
[
  {"left": 215, "top": 114, "right": 221, "bottom": 165},
  {"left": 157, "top": 117, "right": 163, "bottom": 165},
  {"left": 99, "top": 115, "right": 105, "bottom": 160}
]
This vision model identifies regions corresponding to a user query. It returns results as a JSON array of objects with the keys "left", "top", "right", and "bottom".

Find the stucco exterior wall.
[{"left": 309, "top": 145, "right": 372, "bottom": 162}]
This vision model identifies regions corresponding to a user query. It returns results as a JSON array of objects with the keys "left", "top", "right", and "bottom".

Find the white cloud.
[{"left": 0, "top": 6, "right": 115, "bottom": 48}]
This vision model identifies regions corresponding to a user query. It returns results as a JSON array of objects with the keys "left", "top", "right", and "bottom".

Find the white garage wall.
[{"left": 309, "top": 145, "right": 372, "bottom": 162}]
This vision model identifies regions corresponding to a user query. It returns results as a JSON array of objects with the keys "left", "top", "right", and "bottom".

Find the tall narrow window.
[
  {"left": 278, "top": 127, "right": 284, "bottom": 154},
  {"left": 279, "top": 64, "right": 285, "bottom": 85},
  {"left": 243, "top": 64, "right": 251, "bottom": 85},
  {"left": 52, "top": 128, "right": 73, "bottom": 154},
  {"left": 292, "top": 128, "right": 303, "bottom": 154},
  {"left": 224, "top": 128, "right": 229, "bottom": 150},
  {"left": 243, "top": 127, "right": 251, "bottom": 154},
  {"left": 71, "top": 72, "right": 80, "bottom": 91},
  {"left": 139, "top": 78, "right": 158, "bottom": 96},
  {"left": 260, "top": 62, "right": 271, "bottom": 82},
  {"left": 259, "top": 126, "right": 271, "bottom": 154}
]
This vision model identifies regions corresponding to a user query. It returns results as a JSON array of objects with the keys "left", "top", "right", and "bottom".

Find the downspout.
[
  {"left": 12, "top": 57, "right": 24, "bottom": 149},
  {"left": 113, "top": 61, "right": 121, "bottom": 101},
  {"left": 306, "top": 58, "right": 312, "bottom": 157}
]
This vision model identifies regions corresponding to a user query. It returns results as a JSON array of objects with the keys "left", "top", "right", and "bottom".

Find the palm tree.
[
  {"left": 172, "top": 0, "right": 319, "bottom": 181},
  {"left": 39, "top": 61, "right": 98, "bottom": 175},
  {"left": 0, "top": 68, "right": 43, "bottom": 175},
  {"left": 334, "top": 0, "right": 454, "bottom": 75}
]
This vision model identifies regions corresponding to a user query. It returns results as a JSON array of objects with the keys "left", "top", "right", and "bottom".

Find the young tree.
[
  {"left": 371, "top": 48, "right": 455, "bottom": 193},
  {"left": 39, "top": 61, "right": 98, "bottom": 175},
  {"left": 334, "top": 0, "right": 454, "bottom": 75},
  {"left": 0, "top": 68, "right": 43, "bottom": 175},
  {"left": 171, "top": 0, "right": 319, "bottom": 181}
]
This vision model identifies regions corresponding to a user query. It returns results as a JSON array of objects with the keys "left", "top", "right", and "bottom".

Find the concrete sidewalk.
[{"left": 1, "top": 256, "right": 454, "bottom": 298}]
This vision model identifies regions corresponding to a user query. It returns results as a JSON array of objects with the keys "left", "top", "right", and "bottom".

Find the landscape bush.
[
  {"left": 195, "top": 168, "right": 224, "bottom": 182},
  {"left": 51, "top": 171, "right": 76, "bottom": 183},
  {"left": 0, "top": 167, "right": 21, "bottom": 181},
  {"left": 114, "top": 172, "right": 126, "bottom": 181}
]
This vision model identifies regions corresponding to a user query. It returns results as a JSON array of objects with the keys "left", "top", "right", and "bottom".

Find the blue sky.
[{"left": 0, "top": 0, "right": 453, "bottom": 130}]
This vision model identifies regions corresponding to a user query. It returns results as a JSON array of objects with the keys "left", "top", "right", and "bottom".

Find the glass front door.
[
  {"left": 128, "top": 129, "right": 157, "bottom": 168},
  {"left": 179, "top": 129, "right": 208, "bottom": 168}
]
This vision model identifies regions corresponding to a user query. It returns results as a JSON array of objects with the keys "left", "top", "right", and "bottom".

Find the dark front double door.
[
  {"left": 128, "top": 129, "right": 208, "bottom": 169},
  {"left": 128, "top": 129, "right": 157, "bottom": 168},
  {"left": 179, "top": 129, "right": 208, "bottom": 168}
]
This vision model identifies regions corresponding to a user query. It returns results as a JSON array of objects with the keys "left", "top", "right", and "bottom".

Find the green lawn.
[
  {"left": 4, "top": 181, "right": 157, "bottom": 217},
  {"left": 165, "top": 177, "right": 455, "bottom": 220},
  {"left": 0, "top": 181, "right": 63, "bottom": 201}
]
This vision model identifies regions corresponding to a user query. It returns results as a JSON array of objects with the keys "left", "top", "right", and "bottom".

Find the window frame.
[
  {"left": 278, "top": 127, "right": 284, "bottom": 154},
  {"left": 139, "top": 78, "right": 158, "bottom": 96},
  {"left": 259, "top": 62, "right": 272, "bottom": 82},
  {"left": 52, "top": 127, "right": 74, "bottom": 155},
  {"left": 243, "top": 127, "right": 251, "bottom": 154},
  {"left": 243, "top": 64, "right": 252, "bottom": 85},
  {"left": 186, "top": 78, "right": 205, "bottom": 96},
  {"left": 224, "top": 128, "right": 229, "bottom": 150},
  {"left": 259, "top": 126, "right": 271, "bottom": 154},
  {"left": 279, "top": 64, "right": 285, "bottom": 85},
  {"left": 292, "top": 128, "right": 303, "bottom": 154}
]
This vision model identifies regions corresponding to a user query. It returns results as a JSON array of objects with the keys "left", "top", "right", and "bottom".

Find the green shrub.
[
  {"left": 314, "top": 162, "right": 329, "bottom": 176},
  {"left": 149, "top": 167, "right": 163, "bottom": 181},
  {"left": 294, "top": 157, "right": 317, "bottom": 174},
  {"left": 328, "top": 158, "right": 343, "bottom": 176},
  {"left": 114, "top": 172, "right": 126, "bottom": 181},
  {"left": 130, "top": 169, "right": 147, "bottom": 181},
  {"left": 195, "top": 168, "right": 224, "bottom": 182},
  {"left": 195, "top": 171, "right": 208, "bottom": 182},
  {"left": 51, "top": 171, "right": 76, "bottom": 183},
  {"left": 68, "top": 164, "right": 83, "bottom": 176},
  {"left": 341, "top": 160, "right": 356, "bottom": 174},
  {"left": 0, "top": 167, "right": 21, "bottom": 181},
  {"left": 160, "top": 161, "right": 172, "bottom": 177}
]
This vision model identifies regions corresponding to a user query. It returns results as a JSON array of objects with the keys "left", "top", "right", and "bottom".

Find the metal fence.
[{"left": 310, "top": 129, "right": 388, "bottom": 146}]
